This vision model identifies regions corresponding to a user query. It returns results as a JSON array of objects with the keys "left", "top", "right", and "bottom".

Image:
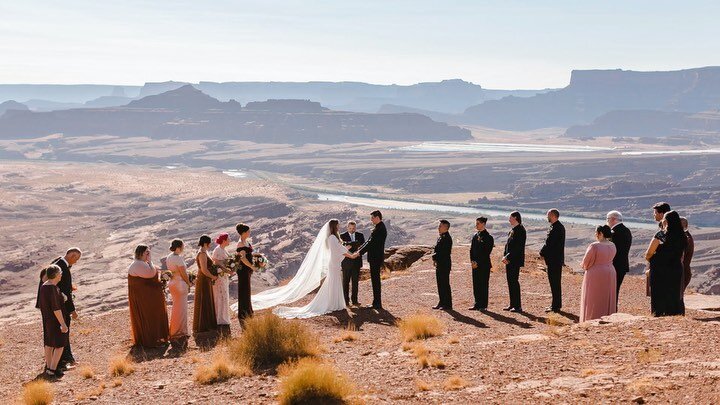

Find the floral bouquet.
[
  {"left": 187, "top": 269, "right": 197, "bottom": 285},
  {"left": 253, "top": 253, "right": 269, "bottom": 273}
]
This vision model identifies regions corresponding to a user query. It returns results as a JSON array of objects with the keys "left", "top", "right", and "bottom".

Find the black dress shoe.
[
  {"left": 545, "top": 307, "right": 560, "bottom": 313},
  {"left": 503, "top": 306, "right": 514, "bottom": 311},
  {"left": 509, "top": 307, "right": 523, "bottom": 313},
  {"left": 468, "top": 306, "right": 480, "bottom": 311},
  {"left": 479, "top": 308, "right": 488, "bottom": 312},
  {"left": 432, "top": 305, "right": 443, "bottom": 310},
  {"left": 443, "top": 307, "right": 453, "bottom": 311}
]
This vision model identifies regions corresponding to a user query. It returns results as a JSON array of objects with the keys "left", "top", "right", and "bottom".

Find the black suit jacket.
[
  {"left": 470, "top": 230, "right": 494, "bottom": 270},
  {"left": 503, "top": 224, "right": 526, "bottom": 267},
  {"left": 358, "top": 221, "right": 387, "bottom": 264},
  {"left": 611, "top": 223, "right": 632, "bottom": 274},
  {"left": 540, "top": 221, "right": 566, "bottom": 266},
  {"left": 340, "top": 231, "right": 365, "bottom": 270},
  {"left": 36, "top": 257, "right": 75, "bottom": 313},
  {"left": 432, "top": 232, "right": 453, "bottom": 270}
]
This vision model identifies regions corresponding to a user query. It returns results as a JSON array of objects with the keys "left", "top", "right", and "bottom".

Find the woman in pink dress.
[
  {"left": 166, "top": 239, "right": 192, "bottom": 348},
  {"left": 579, "top": 225, "right": 618, "bottom": 322}
]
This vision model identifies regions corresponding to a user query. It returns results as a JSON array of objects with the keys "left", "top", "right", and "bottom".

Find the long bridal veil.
[{"left": 231, "top": 222, "right": 331, "bottom": 312}]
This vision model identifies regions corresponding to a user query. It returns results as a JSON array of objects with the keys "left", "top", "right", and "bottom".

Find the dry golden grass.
[
  {"left": 334, "top": 324, "right": 359, "bottom": 343},
  {"left": 545, "top": 313, "right": 572, "bottom": 327},
  {"left": 76, "top": 327, "right": 96, "bottom": 336},
  {"left": 626, "top": 377, "right": 674, "bottom": 395},
  {"left": 187, "top": 355, "right": 200, "bottom": 364},
  {"left": 636, "top": 347, "right": 662, "bottom": 363},
  {"left": 228, "top": 314, "right": 320, "bottom": 371},
  {"left": 109, "top": 355, "right": 135, "bottom": 377},
  {"left": 447, "top": 336, "right": 460, "bottom": 344},
  {"left": 112, "top": 379, "right": 123, "bottom": 387},
  {"left": 380, "top": 270, "right": 391, "bottom": 280},
  {"left": 415, "top": 379, "right": 432, "bottom": 392},
  {"left": 195, "top": 353, "right": 251, "bottom": 385},
  {"left": 405, "top": 343, "right": 445, "bottom": 369},
  {"left": 22, "top": 380, "right": 53, "bottom": 405},
  {"left": 278, "top": 358, "right": 355, "bottom": 405},
  {"left": 632, "top": 328, "right": 648, "bottom": 342},
  {"left": 397, "top": 313, "right": 443, "bottom": 342},
  {"left": 580, "top": 368, "right": 599, "bottom": 377},
  {"left": 79, "top": 365, "right": 95, "bottom": 379},
  {"left": 444, "top": 376, "right": 468, "bottom": 391},
  {"left": 75, "top": 382, "right": 105, "bottom": 401}
]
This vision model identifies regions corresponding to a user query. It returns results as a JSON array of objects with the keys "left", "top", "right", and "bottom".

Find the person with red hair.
[{"left": 211, "top": 233, "right": 232, "bottom": 336}]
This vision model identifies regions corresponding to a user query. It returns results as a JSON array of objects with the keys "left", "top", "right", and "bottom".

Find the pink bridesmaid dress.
[{"left": 579, "top": 241, "right": 617, "bottom": 322}]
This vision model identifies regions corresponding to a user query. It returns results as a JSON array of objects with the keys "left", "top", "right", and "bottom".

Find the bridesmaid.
[
  {"left": 236, "top": 223, "right": 257, "bottom": 323},
  {"left": 166, "top": 239, "right": 191, "bottom": 347},
  {"left": 646, "top": 211, "right": 687, "bottom": 317},
  {"left": 579, "top": 225, "right": 617, "bottom": 322},
  {"left": 127, "top": 245, "right": 169, "bottom": 348},
  {"left": 211, "top": 233, "right": 232, "bottom": 337},
  {"left": 193, "top": 235, "right": 218, "bottom": 334},
  {"left": 38, "top": 264, "right": 69, "bottom": 377}
]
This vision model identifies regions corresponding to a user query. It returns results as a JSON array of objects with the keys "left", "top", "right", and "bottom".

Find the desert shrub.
[
  {"left": 22, "top": 381, "right": 53, "bottom": 405},
  {"left": 397, "top": 314, "right": 443, "bottom": 342},
  {"left": 109, "top": 355, "right": 135, "bottom": 377},
  {"left": 443, "top": 376, "right": 468, "bottom": 391},
  {"left": 278, "top": 358, "right": 355, "bottom": 405},
  {"left": 195, "top": 353, "right": 251, "bottom": 385},
  {"left": 227, "top": 314, "right": 320, "bottom": 371}
]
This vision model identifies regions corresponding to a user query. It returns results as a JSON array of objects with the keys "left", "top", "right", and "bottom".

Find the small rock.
[{"left": 632, "top": 396, "right": 645, "bottom": 404}]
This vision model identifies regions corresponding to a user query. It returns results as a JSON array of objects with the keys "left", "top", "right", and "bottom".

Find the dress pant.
[
  {"left": 506, "top": 264, "right": 521, "bottom": 309},
  {"left": 472, "top": 266, "right": 490, "bottom": 308},
  {"left": 342, "top": 265, "right": 360, "bottom": 304},
  {"left": 60, "top": 312, "right": 73, "bottom": 364},
  {"left": 435, "top": 265, "right": 452, "bottom": 308},
  {"left": 546, "top": 262, "right": 562, "bottom": 310},
  {"left": 369, "top": 260, "right": 383, "bottom": 308}
]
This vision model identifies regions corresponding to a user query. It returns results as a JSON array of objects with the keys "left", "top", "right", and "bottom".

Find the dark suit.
[
  {"left": 503, "top": 224, "right": 526, "bottom": 310},
  {"left": 432, "top": 232, "right": 453, "bottom": 309},
  {"left": 610, "top": 223, "right": 632, "bottom": 301},
  {"left": 470, "top": 229, "right": 494, "bottom": 309},
  {"left": 340, "top": 231, "right": 365, "bottom": 305},
  {"left": 358, "top": 221, "right": 387, "bottom": 308},
  {"left": 540, "top": 220, "right": 565, "bottom": 310}
]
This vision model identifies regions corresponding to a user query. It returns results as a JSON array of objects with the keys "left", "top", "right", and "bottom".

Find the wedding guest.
[
  {"left": 166, "top": 239, "right": 191, "bottom": 344},
  {"left": 680, "top": 217, "right": 694, "bottom": 292},
  {"left": 469, "top": 217, "right": 494, "bottom": 311},
  {"left": 539, "top": 208, "right": 565, "bottom": 313},
  {"left": 357, "top": 210, "right": 388, "bottom": 310},
  {"left": 38, "top": 264, "right": 69, "bottom": 378},
  {"left": 35, "top": 248, "right": 82, "bottom": 370},
  {"left": 127, "top": 245, "right": 169, "bottom": 348},
  {"left": 606, "top": 210, "right": 632, "bottom": 304},
  {"left": 653, "top": 202, "right": 672, "bottom": 231},
  {"left": 340, "top": 221, "right": 365, "bottom": 306},
  {"left": 193, "top": 235, "right": 218, "bottom": 334},
  {"left": 645, "top": 211, "right": 687, "bottom": 317},
  {"left": 432, "top": 220, "right": 453, "bottom": 310},
  {"left": 236, "top": 223, "right": 257, "bottom": 323},
  {"left": 579, "top": 225, "right": 617, "bottom": 322},
  {"left": 211, "top": 233, "right": 232, "bottom": 337},
  {"left": 502, "top": 211, "right": 526, "bottom": 313}
]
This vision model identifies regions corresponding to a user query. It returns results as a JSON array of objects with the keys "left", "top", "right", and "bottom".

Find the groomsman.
[
  {"left": 358, "top": 210, "right": 387, "bottom": 310},
  {"left": 340, "top": 221, "right": 365, "bottom": 306},
  {"left": 606, "top": 210, "right": 632, "bottom": 303},
  {"left": 36, "top": 248, "right": 83, "bottom": 370},
  {"left": 502, "top": 211, "right": 526, "bottom": 313},
  {"left": 432, "top": 220, "right": 453, "bottom": 310},
  {"left": 653, "top": 202, "right": 671, "bottom": 234},
  {"left": 469, "top": 217, "right": 494, "bottom": 311},
  {"left": 539, "top": 209, "right": 565, "bottom": 313}
]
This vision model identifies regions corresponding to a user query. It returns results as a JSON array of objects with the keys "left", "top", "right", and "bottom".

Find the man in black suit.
[
  {"left": 432, "top": 220, "right": 453, "bottom": 310},
  {"left": 469, "top": 217, "right": 494, "bottom": 311},
  {"left": 340, "top": 220, "right": 365, "bottom": 306},
  {"left": 36, "top": 247, "right": 83, "bottom": 370},
  {"left": 607, "top": 210, "right": 632, "bottom": 304},
  {"left": 502, "top": 211, "right": 526, "bottom": 313},
  {"left": 539, "top": 208, "right": 565, "bottom": 313},
  {"left": 357, "top": 210, "right": 387, "bottom": 310}
]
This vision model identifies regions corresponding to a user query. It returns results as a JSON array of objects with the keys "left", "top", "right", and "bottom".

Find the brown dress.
[
  {"left": 236, "top": 243, "right": 254, "bottom": 322},
  {"left": 193, "top": 251, "right": 217, "bottom": 333},
  {"left": 128, "top": 275, "right": 170, "bottom": 347},
  {"left": 39, "top": 284, "right": 68, "bottom": 348}
]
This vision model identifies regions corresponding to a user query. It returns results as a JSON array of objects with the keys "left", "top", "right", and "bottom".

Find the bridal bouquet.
[{"left": 187, "top": 269, "right": 197, "bottom": 285}]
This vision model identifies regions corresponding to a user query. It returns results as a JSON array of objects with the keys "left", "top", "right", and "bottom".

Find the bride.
[{"left": 233, "top": 219, "right": 358, "bottom": 319}]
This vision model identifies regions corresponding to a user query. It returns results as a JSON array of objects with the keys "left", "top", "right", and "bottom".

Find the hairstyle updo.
[
  {"left": 45, "top": 264, "right": 62, "bottom": 280},
  {"left": 215, "top": 233, "right": 229, "bottom": 245},
  {"left": 134, "top": 244, "right": 149, "bottom": 260},
  {"left": 236, "top": 223, "right": 250, "bottom": 235},
  {"left": 170, "top": 239, "right": 184, "bottom": 252},
  {"left": 198, "top": 234, "right": 212, "bottom": 247},
  {"left": 596, "top": 225, "right": 612, "bottom": 239}
]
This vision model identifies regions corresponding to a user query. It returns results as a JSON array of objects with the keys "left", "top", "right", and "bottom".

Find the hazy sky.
[{"left": 1, "top": 1, "right": 718, "bottom": 88}]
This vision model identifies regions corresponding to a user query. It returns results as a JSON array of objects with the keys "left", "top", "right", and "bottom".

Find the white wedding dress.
[{"left": 231, "top": 222, "right": 348, "bottom": 319}]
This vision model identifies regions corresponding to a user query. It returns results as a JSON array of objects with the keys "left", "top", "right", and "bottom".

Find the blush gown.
[{"left": 579, "top": 241, "right": 617, "bottom": 322}]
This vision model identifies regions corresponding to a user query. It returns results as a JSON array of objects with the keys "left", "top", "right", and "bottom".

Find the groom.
[{"left": 357, "top": 210, "right": 387, "bottom": 310}]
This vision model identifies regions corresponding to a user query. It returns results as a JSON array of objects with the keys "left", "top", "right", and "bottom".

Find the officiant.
[{"left": 340, "top": 221, "right": 365, "bottom": 306}]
